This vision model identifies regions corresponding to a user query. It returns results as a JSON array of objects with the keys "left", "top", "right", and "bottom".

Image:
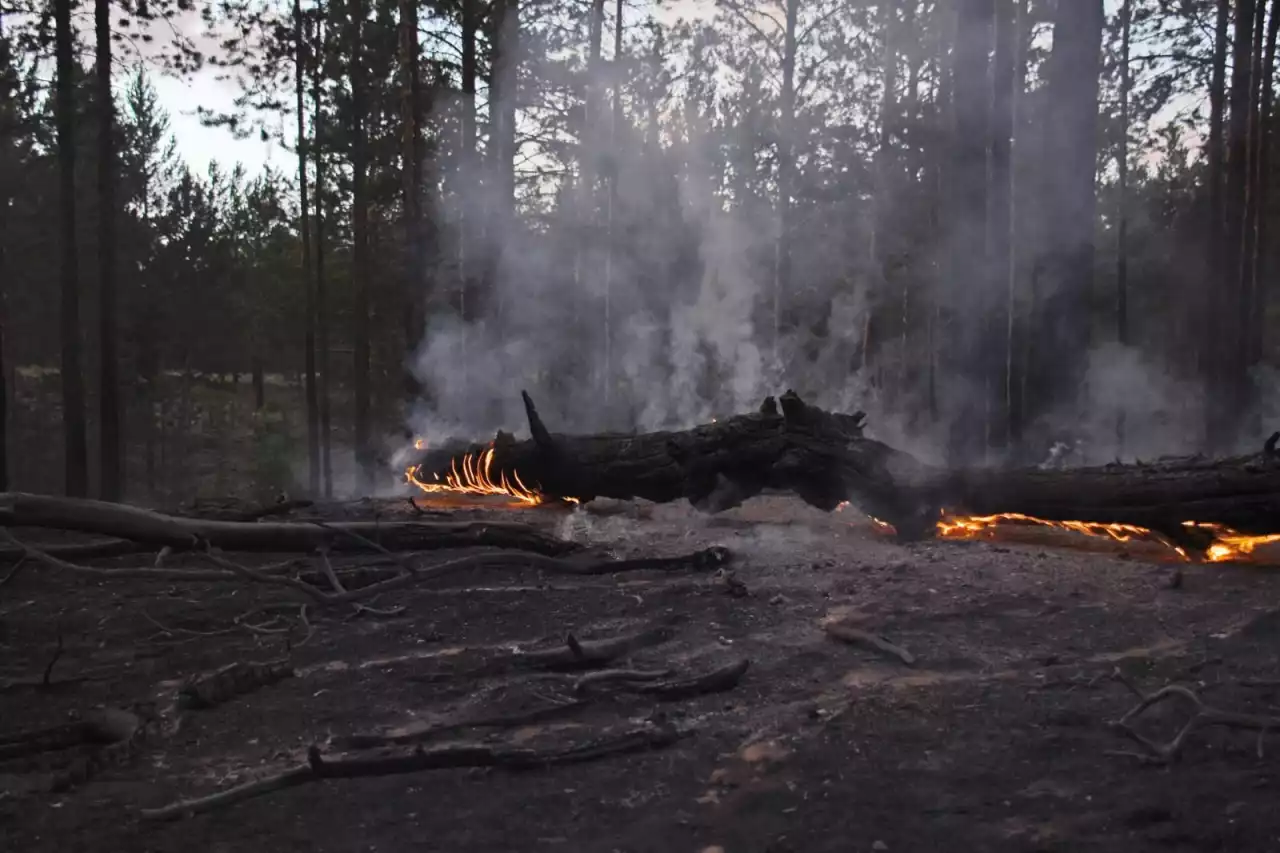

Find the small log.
[
  {"left": 824, "top": 622, "right": 916, "bottom": 665},
  {"left": 177, "top": 659, "right": 295, "bottom": 710}
]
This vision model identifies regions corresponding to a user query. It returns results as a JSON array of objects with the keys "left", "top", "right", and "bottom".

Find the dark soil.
[{"left": 3, "top": 495, "right": 1280, "bottom": 853}]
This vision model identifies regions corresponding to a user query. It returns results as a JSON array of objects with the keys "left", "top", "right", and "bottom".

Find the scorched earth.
[{"left": 3, "top": 494, "right": 1280, "bottom": 852}]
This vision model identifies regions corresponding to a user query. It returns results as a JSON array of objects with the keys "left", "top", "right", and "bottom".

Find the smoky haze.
[{"left": 402, "top": 0, "right": 1267, "bottom": 476}]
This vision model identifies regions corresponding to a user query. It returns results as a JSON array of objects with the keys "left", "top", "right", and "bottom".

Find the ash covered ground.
[{"left": 3, "top": 495, "right": 1280, "bottom": 852}]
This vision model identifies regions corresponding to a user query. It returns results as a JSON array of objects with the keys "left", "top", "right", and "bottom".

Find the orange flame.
[
  {"left": 405, "top": 445, "right": 577, "bottom": 506},
  {"left": 837, "top": 501, "right": 1278, "bottom": 563}
]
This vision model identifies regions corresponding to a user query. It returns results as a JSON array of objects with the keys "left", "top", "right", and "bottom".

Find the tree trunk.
[
  {"left": 0, "top": 8, "right": 12, "bottom": 490},
  {"left": 773, "top": 0, "right": 798, "bottom": 359},
  {"left": 55, "top": 0, "right": 87, "bottom": 498},
  {"left": 943, "top": 0, "right": 993, "bottom": 464},
  {"left": 868, "top": 0, "right": 897, "bottom": 394},
  {"left": 96, "top": 0, "right": 120, "bottom": 500},
  {"left": 1115, "top": 0, "right": 1132, "bottom": 452},
  {"left": 1204, "top": 0, "right": 1230, "bottom": 381},
  {"left": 312, "top": 10, "right": 333, "bottom": 499},
  {"left": 1217, "top": 0, "right": 1257, "bottom": 448},
  {"left": 351, "top": 0, "right": 373, "bottom": 494},
  {"left": 989, "top": 0, "right": 1015, "bottom": 452},
  {"left": 295, "top": 0, "right": 319, "bottom": 496},
  {"left": 1029, "top": 0, "right": 1103, "bottom": 448},
  {"left": 1237, "top": 0, "right": 1269, "bottom": 423},
  {"left": 399, "top": 0, "right": 424, "bottom": 404},
  {"left": 486, "top": 0, "right": 519, "bottom": 323},
  {"left": 1252, "top": 0, "right": 1280, "bottom": 372},
  {"left": 458, "top": 0, "right": 478, "bottom": 325}
]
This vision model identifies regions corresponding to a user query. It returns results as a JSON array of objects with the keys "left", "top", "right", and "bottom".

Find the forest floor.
[{"left": 3, "top": 494, "right": 1280, "bottom": 852}]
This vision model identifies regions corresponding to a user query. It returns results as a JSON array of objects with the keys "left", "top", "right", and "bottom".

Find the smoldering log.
[
  {"left": 410, "top": 391, "right": 1280, "bottom": 543},
  {"left": 413, "top": 390, "right": 946, "bottom": 537}
]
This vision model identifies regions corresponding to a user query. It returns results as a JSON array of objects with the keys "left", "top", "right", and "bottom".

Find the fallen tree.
[
  {"left": 410, "top": 391, "right": 1280, "bottom": 546},
  {"left": 0, "top": 492, "right": 574, "bottom": 555}
]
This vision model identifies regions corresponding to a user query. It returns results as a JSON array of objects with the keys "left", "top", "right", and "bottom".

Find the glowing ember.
[
  {"left": 405, "top": 445, "right": 577, "bottom": 507},
  {"left": 1181, "top": 522, "right": 1280, "bottom": 563}
]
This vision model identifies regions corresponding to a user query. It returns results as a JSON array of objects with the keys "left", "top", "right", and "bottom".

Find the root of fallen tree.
[
  {"left": 410, "top": 390, "right": 1280, "bottom": 543},
  {"left": 140, "top": 723, "right": 688, "bottom": 822}
]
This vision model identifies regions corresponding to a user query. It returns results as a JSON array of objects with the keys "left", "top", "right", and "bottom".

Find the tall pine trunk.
[
  {"left": 1218, "top": 0, "right": 1258, "bottom": 448},
  {"left": 399, "top": 0, "right": 424, "bottom": 404},
  {"left": 989, "top": 0, "right": 1015, "bottom": 451},
  {"left": 55, "top": 0, "right": 87, "bottom": 497},
  {"left": 773, "top": 0, "right": 798, "bottom": 359},
  {"left": 0, "top": 6, "right": 11, "bottom": 489},
  {"left": 944, "top": 0, "right": 993, "bottom": 464},
  {"left": 1253, "top": 0, "right": 1280, "bottom": 372},
  {"left": 313, "top": 9, "right": 333, "bottom": 498},
  {"left": 1202, "top": 0, "right": 1230, "bottom": 380},
  {"left": 96, "top": 0, "right": 120, "bottom": 499},
  {"left": 1031, "top": 0, "right": 1103, "bottom": 450},
  {"left": 458, "top": 0, "right": 477, "bottom": 325},
  {"left": 487, "top": 0, "right": 519, "bottom": 323},
  {"left": 295, "top": 0, "right": 318, "bottom": 496},
  {"left": 351, "top": 0, "right": 373, "bottom": 493},
  {"left": 1115, "top": 0, "right": 1132, "bottom": 452}
]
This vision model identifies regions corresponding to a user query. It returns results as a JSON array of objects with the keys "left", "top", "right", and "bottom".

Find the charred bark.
[{"left": 411, "top": 393, "right": 1280, "bottom": 544}]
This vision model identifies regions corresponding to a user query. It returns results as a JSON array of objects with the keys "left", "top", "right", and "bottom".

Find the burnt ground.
[{"left": 3, "top": 495, "right": 1280, "bottom": 852}]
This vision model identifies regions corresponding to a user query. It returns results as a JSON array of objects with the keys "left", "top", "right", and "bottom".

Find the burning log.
[
  {"left": 410, "top": 390, "right": 945, "bottom": 537},
  {"left": 407, "top": 391, "right": 1280, "bottom": 559}
]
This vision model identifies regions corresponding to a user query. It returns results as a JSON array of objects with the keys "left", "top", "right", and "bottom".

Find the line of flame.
[{"left": 835, "top": 502, "right": 1278, "bottom": 563}]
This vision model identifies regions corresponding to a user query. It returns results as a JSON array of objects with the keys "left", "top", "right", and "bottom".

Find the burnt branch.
[
  {"left": 824, "top": 622, "right": 916, "bottom": 666},
  {"left": 1109, "top": 680, "right": 1280, "bottom": 763},
  {"left": 141, "top": 723, "right": 688, "bottom": 822}
]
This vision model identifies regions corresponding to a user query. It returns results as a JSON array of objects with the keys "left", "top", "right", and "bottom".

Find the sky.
[{"left": 153, "top": 0, "right": 1137, "bottom": 177}]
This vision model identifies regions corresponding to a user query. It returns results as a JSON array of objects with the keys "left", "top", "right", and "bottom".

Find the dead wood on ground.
[
  {"left": 410, "top": 390, "right": 1280, "bottom": 542},
  {"left": 0, "top": 492, "right": 574, "bottom": 555},
  {"left": 824, "top": 622, "right": 916, "bottom": 665},
  {"left": 331, "top": 698, "right": 591, "bottom": 751},
  {"left": 177, "top": 659, "right": 295, "bottom": 710},
  {"left": 140, "top": 723, "right": 687, "bottom": 822},
  {"left": 1109, "top": 676, "right": 1280, "bottom": 764}
]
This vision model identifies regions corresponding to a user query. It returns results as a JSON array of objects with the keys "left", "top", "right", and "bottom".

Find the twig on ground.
[
  {"left": 1109, "top": 678, "right": 1280, "bottom": 763},
  {"left": 823, "top": 622, "right": 916, "bottom": 665},
  {"left": 0, "top": 555, "right": 27, "bottom": 587},
  {"left": 628, "top": 658, "right": 751, "bottom": 699},
  {"left": 332, "top": 698, "right": 590, "bottom": 751},
  {"left": 141, "top": 723, "right": 687, "bottom": 821},
  {"left": 42, "top": 629, "right": 64, "bottom": 688}
]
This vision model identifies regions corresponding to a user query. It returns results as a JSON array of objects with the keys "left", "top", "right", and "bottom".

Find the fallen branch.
[
  {"left": 506, "top": 626, "right": 676, "bottom": 673},
  {"left": 1109, "top": 680, "right": 1280, "bottom": 763},
  {"left": 141, "top": 723, "right": 687, "bottom": 821},
  {"left": 823, "top": 622, "right": 916, "bottom": 665}
]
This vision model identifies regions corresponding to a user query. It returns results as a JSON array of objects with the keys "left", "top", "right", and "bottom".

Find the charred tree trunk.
[
  {"left": 411, "top": 392, "right": 1280, "bottom": 548},
  {"left": 55, "top": 0, "right": 87, "bottom": 498},
  {"left": 868, "top": 0, "right": 897, "bottom": 387},
  {"left": 295, "top": 0, "right": 319, "bottom": 496},
  {"left": 96, "top": 0, "right": 120, "bottom": 501}
]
